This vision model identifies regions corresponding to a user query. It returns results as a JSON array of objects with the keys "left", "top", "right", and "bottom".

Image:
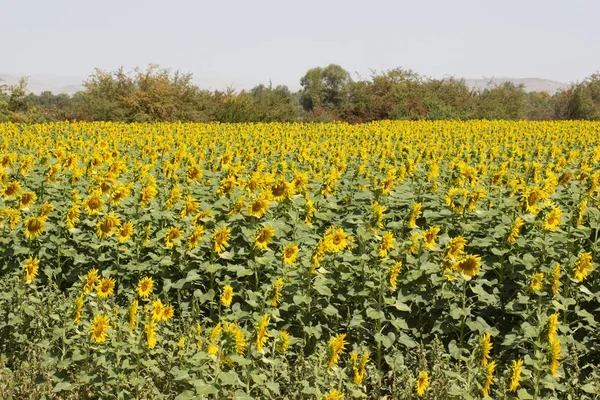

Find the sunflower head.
[
  {"left": 136, "top": 277, "right": 154, "bottom": 298},
  {"left": 22, "top": 257, "right": 40, "bottom": 283},
  {"left": 97, "top": 277, "right": 116, "bottom": 298}
]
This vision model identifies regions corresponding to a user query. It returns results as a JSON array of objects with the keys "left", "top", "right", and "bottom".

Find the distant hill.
[
  {"left": 0, "top": 73, "right": 84, "bottom": 95},
  {"left": 465, "top": 78, "right": 570, "bottom": 95}
]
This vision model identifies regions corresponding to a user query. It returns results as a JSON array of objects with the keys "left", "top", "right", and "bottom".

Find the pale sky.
[{"left": 1, "top": 0, "right": 599, "bottom": 90}]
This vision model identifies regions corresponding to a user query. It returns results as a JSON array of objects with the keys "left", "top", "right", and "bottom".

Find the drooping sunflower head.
[
  {"left": 24, "top": 216, "right": 46, "bottom": 240},
  {"left": 19, "top": 191, "right": 36, "bottom": 209},
  {"left": 40, "top": 202, "right": 54, "bottom": 217},
  {"left": 3, "top": 181, "right": 21, "bottom": 198}
]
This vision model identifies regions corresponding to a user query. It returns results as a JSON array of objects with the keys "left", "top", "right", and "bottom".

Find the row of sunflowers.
[{"left": 0, "top": 121, "right": 599, "bottom": 399}]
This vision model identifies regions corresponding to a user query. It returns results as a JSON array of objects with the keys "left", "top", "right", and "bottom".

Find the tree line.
[{"left": 1, "top": 64, "right": 599, "bottom": 123}]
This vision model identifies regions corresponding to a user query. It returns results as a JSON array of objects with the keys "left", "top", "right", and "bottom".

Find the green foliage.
[{"left": 4, "top": 65, "right": 600, "bottom": 122}]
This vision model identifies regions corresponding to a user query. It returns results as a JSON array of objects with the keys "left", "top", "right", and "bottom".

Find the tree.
[{"left": 299, "top": 64, "right": 351, "bottom": 111}]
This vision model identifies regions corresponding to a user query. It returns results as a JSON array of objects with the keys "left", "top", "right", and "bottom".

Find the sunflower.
[
  {"left": 481, "top": 333, "right": 493, "bottom": 366},
  {"left": 187, "top": 225, "right": 204, "bottom": 250},
  {"left": 327, "top": 333, "right": 349, "bottom": 369},
  {"left": 282, "top": 243, "right": 299, "bottom": 264},
  {"left": 139, "top": 184, "right": 158, "bottom": 208},
  {"left": 522, "top": 187, "right": 545, "bottom": 214},
  {"left": 74, "top": 293, "right": 84, "bottom": 323},
  {"left": 551, "top": 263, "right": 560, "bottom": 295},
  {"left": 117, "top": 221, "right": 134, "bottom": 243},
  {"left": 136, "top": 277, "right": 154, "bottom": 298},
  {"left": 351, "top": 351, "right": 370, "bottom": 385},
  {"left": 415, "top": 371, "right": 429, "bottom": 397},
  {"left": 324, "top": 227, "right": 352, "bottom": 253},
  {"left": 19, "top": 191, "right": 36, "bottom": 209},
  {"left": 248, "top": 194, "right": 270, "bottom": 218},
  {"left": 96, "top": 213, "right": 121, "bottom": 238},
  {"left": 164, "top": 226, "right": 183, "bottom": 248},
  {"left": 573, "top": 252, "right": 593, "bottom": 282},
  {"left": 162, "top": 305, "right": 174, "bottom": 321},
  {"left": 277, "top": 330, "right": 290, "bottom": 353},
  {"left": 165, "top": 184, "right": 181, "bottom": 209},
  {"left": 145, "top": 320, "right": 157, "bottom": 349},
  {"left": 83, "top": 190, "right": 104, "bottom": 214},
  {"left": 40, "top": 202, "right": 54, "bottom": 217},
  {"left": 128, "top": 299, "right": 138, "bottom": 330},
  {"left": 3, "top": 181, "right": 21, "bottom": 198},
  {"left": 444, "top": 236, "right": 467, "bottom": 260},
  {"left": 509, "top": 359, "right": 523, "bottom": 392},
  {"left": 213, "top": 225, "right": 231, "bottom": 254},
  {"left": 180, "top": 196, "right": 199, "bottom": 218},
  {"left": 530, "top": 272, "right": 544, "bottom": 291},
  {"left": 271, "top": 278, "right": 284, "bottom": 307},
  {"left": 254, "top": 226, "right": 275, "bottom": 250},
  {"left": 144, "top": 223, "right": 152, "bottom": 244},
  {"left": 221, "top": 285, "right": 233, "bottom": 308},
  {"left": 543, "top": 206, "right": 562, "bottom": 231},
  {"left": 378, "top": 232, "right": 395, "bottom": 258},
  {"left": 304, "top": 199, "right": 316, "bottom": 225},
  {"left": 22, "top": 257, "right": 40, "bottom": 283},
  {"left": 97, "top": 277, "right": 116, "bottom": 298},
  {"left": 549, "top": 337, "right": 561, "bottom": 377},
  {"left": 255, "top": 314, "right": 271, "bottom": 352},
  {"left": 151, "top": 298, "right": 164, "bottom": 321},
  {"left": 83, "top": 268, "right": 100, "bottom": 293},
  {"left": 507, "top": 217, "right": 525, "bottom": 244},
  {"left": 372, "top": 201, "right": 386, "bottom": 229},
  {"left": 24, "top": 216, "right": 46, "bottom": 239},
  {"left": 270, "top": 180, "right": 292, "bottom": 201},
  {"left": 322, "top": 390, "right": 344, "bottom": 400},
  {"left": 408, "top": 202, "right": 422, "bottom": 228},
  {"left": 453, "top": 254, "right": 481, "bottom": 280},
  {"left": 217, "top": 176, "right": 236, "bottom": 197},
  {"left": 90, "top": 314, "right": 110, "bottom": 343},
  {"left": 422, "top": 226, "right": 440, "bottom": 250},
  {"left": 110, "top": 183, "right": 131, "bottom": 206},
  {"left": 66, "top": 204, "right": 81, "bottom": 228},
  {"left": 481, "top": 360, "right": 496, "bottom": 398},
  {"left": 389, "top": 261, "right": 402, "bottom": 290}
]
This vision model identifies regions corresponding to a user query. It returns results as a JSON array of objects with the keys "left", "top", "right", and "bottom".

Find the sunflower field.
[{"left": 0, "top": 120, "right": 599, "bottom": 399}]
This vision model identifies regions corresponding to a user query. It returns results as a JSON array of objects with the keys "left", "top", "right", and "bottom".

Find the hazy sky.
[{"left": 2, "top": 0, "right": 599, "bottom": 90}]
